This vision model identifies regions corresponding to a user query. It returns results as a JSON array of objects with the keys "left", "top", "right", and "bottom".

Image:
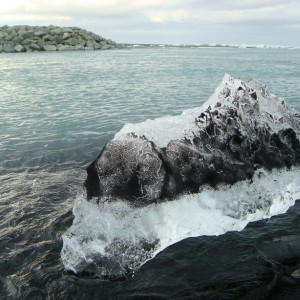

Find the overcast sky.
[{"left": 1, "top": 0, "right": 300, "bottom": 46}]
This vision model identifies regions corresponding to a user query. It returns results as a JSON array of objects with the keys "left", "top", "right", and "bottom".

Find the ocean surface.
[{"left": 1, "top": 47, "right": 300, "bottom": 299}]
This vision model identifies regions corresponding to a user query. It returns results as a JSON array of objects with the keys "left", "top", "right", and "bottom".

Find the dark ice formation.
[{"left": 85, "top": 74, "right": 300, "bottom": 204}]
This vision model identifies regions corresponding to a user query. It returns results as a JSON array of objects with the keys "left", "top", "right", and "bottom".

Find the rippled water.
[{"left": 1, "top": 48, "right": 300, "bottom": 299}]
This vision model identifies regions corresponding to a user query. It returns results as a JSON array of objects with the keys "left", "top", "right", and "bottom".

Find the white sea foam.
[{"left": 61, "top": 167, "right": 300, "bottom": 277}]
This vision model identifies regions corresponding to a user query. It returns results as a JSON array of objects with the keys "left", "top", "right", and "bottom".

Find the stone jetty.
[{"left": 0, "top": 25, "right": 118, "bottom": 53}]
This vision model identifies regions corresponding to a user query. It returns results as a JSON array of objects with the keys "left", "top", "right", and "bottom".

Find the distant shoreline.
[
  {"left": 1, "top": 25, "right": 297, "bottom": 54},
  {"left": 120, "top": 43, "right": 297, "bottom": 50}
]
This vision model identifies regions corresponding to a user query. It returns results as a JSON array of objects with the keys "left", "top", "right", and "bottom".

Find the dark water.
[
  {"left": 54, "top": 201, "right": 300, "bottom": 299},
  {"left": 3, "top": 202, "right": 300, "bottom": 299},
  {"left": 1, "top": 48, "right": 300, "bottom": 299}
]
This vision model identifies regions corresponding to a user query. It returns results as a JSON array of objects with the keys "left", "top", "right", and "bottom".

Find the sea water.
[{"left": 1, "top": 48, "right": 300, "bottom": 299}]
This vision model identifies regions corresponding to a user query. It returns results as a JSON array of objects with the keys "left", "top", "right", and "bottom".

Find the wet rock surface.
[{"left": 0, "top": 25, "right": 118, "bottom": 53}]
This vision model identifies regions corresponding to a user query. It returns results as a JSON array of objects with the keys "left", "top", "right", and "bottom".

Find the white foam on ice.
[{"left": 61, "top": 167, "right": 300, "bottom": 276}]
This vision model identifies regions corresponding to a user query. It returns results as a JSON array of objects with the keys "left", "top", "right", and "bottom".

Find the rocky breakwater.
[{"left": 0, "top": 25, "right": 118, "bottom": 53}]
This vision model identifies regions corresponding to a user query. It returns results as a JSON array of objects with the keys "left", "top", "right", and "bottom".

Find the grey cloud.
[
  {"left": 1, "top": 0, "right": 299, "bottom": 46},
  {"left": 182, "top": 0, "right": 299, "bottom": 11}
]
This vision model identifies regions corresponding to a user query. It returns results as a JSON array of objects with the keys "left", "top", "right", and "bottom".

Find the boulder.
[
  {"left": 14, "top": 44, "right": 25, "bottom": 52},
  {"left": 62, "top": 32, "right": 71, "bottom": 40},
  {"left": 42, "top": 44, "right": 57, "bottom": 51},
  {"left": 80, "top": 31, "right": 94, "bottom": 41},
  {"left": 63, "top": 27, "right": 74, "bottom": 33},
  {"left": 29, "top": 43, "right": 41, "bottom": 51},
  {"left": 64, "top": 37, "right": 80, "bottom": 46},
  {"left": 94, "top": 43, "right": 102, "bottom": 50},
  {"left": 34, "top": 31, "right": 46, "bottom": 37},
  {"left": 4, "top": 34, "right": 12, "bottom": 41},
  {"left": 84, "top": 46, "right": 94, "bottom": 51},
  {"left": 85, "top": 40, "right": 94, "bottom": 48},
  {"left": 99, "top": 42, "right": 111, "bottom": 50},
  {"left": 10, "top": 30, "right": 17, "bottom": 39},
  {"left": 50, "top": 28, "right": 62, "bottom": 36},
  {"left": 20, "top": 31, "right": 32, "bottom": 39},
  {"left": 12, "top": 36, "right": 23, "bottom": 44},
  {"left": 43, "top": 34, "right": 52, "bottom": 42},
  {"left": 51, "top": 35, "right": 64, "bottom": 44},
  {"left": 21, "top": 38, "right": 32, "bottom": 45},
  {"left": 93, "top": 34, "right": 103, "bottom": 42},
  {"left": 24, "top": 45, "right": 32, "bottom": 52},
  {"left": 73, "top": 44, "right": 85, "bottom": 50},
  {"left": 37, "top": 39, "right": 45, "bottom": 48},
  {"left": 57, "top": 44, "right": 76, "bottom": 51},
  {"left": 3, "top": 43, "right": 14, "bottom": 52}
]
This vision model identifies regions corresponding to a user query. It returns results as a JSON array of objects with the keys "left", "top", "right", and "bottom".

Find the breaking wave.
[{"left": 61, "top": 167, "right": 300, "bottom": 278}]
